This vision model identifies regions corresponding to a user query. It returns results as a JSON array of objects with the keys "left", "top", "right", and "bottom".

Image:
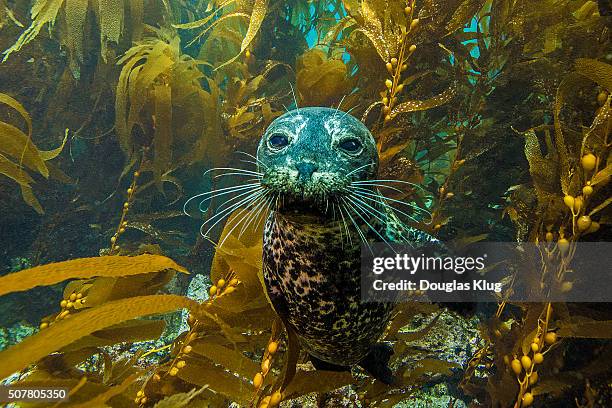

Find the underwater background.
[{"left": 0, "top": 0, "right": 611, "bottom": 406}]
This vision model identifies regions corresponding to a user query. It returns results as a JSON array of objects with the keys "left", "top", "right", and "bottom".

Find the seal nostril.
[{"left": 296, "top": 162, "right": 318, "bottom": 181}]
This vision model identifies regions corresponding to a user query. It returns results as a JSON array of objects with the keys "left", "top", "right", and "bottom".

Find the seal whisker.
[
  {"left": 348, "top": 188, "right": 432, "bottom": 224},
  {"left": 235, "top": 151, "right": 269, "bottom": 169},
  {"left": 330, "top": 202, "right": 343, "bottom": 246},
  {"left": 343, "top": 190, "right": 387, "bottom": 225},
  {"left": 202, "top": 193, "right": 265, "bottom": 241},
  {"left": 213, "top": 173, "right": 262, "bottom": 180},
  {"left": 254, "top": 193, "right": 276, "bottom": 232},
  {"left": 352, "top": 179, "right": 428, "bottom": 193},
  {"left": 239, "top": 191, "right": 272, "bottom": 237},
  {"left": 343, "top": 194, "right": 396, "bottom": 251},
  {"left": 211, "top": 185, "right": 265, "bottom": 213},
  {"left": 333, "top": 94, "right": 347, "bottom": 118},
  {"left": 335, "top": 198, "right": 352, "bottom": 247},
  {"left": 196, "top": 183, "right": 262, "bottom": 212},
  {"left": 217, "top": 194, "right": 267, "bottom": 247},
  {"left": 184, "top": 182, "right": 260, "bottom": 217},
  {"left": 345, "top": 162, "right": 375, "bottom": 178},
  {"left": 350, "top": 182, "right": 404, "bottom": 195},
  {"left": 341, "top": 104, "right": 360, "bottom": 120},
  {"left": 349, "top": 186, "right": 432, "bottom": 217},
  {"left": 239, "top": 159, "right": 263, "bottom": 168},
  {"left": 340, "top": 197, "right": 372, "bottom": 254},
  {"left": 288, "top": 82, "right": 300, "bottom": 113},
  {"left": 204, "top": 167, "right": 263, "bottom": 176},
  {"left": 200, "top": 188, "right": 266, "bottom": 237},
  {"left": 348, "top": 190, "right": 422, "bottom": 224}
]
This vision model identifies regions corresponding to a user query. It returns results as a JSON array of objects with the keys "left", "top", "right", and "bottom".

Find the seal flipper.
[
  {"left": 310, "top": 354, "right": 351, "bottom": 372},
  {"left": 358, "top": 343, "right": 396, "bottom": 385}
]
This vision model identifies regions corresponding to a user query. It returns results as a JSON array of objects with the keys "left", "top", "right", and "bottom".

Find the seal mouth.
[{"left": 275, "top": 191, "right": 339, "bottom": 216}]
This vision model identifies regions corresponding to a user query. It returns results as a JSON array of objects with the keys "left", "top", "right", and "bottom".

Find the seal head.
[{"left": 257, "top": 107, "right": 378, "bottom": 213}]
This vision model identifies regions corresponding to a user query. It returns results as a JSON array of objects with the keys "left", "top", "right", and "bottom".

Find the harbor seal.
[{"left": 256, "top": 107, "right": 436, "bottom": 384}]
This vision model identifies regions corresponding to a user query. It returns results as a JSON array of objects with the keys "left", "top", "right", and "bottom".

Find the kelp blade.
[
  {"left": 0, "top": 294, "right": 198, "bottom": 379},
  {"left": 0, "top": 254, "right": 188, "bottom": 296}
]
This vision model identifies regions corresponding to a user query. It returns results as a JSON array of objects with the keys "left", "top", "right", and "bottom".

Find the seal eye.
[
  {"left": 268, "top": 133, "right": 289, "bottom": 149},
  {"left": 338, "top": 138, "right": 362, "bottom": 154}
]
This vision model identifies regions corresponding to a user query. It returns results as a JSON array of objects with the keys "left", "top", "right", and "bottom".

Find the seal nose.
[{"left": 296, "top": 162, "right": 318, "bottom": 182}]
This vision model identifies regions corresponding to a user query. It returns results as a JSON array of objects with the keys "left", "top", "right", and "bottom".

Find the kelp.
[
  {"left": 0, "top": 0, "right": 22, "bottom": 29},
  {"left": 0, "top": 92, "right": 66, "bottom": 213},
  {"left": 3, "top": 0, "right": 144, "bottom": 76},
  {"left": 461, "top": 47, "right": 612, "bottom": 408},
  {"left": 0, "top": 254, "right": 188, "bottom": 296},
  {"left": 115, "top": 33, "right": 210, "bottom": 186},
  {"left": 296, "top": 48, "right": 353, "bottom": 107},
  {"left": 175, "top": 0, "right": 269, "bottom": 69},
  {"left": 0, "top": 294, "right": 198, "bottom": 379}
]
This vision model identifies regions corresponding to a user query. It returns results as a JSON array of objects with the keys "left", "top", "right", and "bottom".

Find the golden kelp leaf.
[
  {"left": 196, "top": 304, "right": 274, "bottom": 338},
  {"left": 152, "top": 386, "right": 210, "bottom": 408},
  {"left": 38, "top": 128, "right": 68, "bottom": 161},
  {"left": 352, "top": 0, "right": 389, "bottom": 62},
  {"left": 2, "top": 0, "right": 65, "bottom": 61},
  {"left": 0, "top": 92, "right": 32, "bottom": 134},
  {"left": 0, "top": 154, "right": 36, "bottom": 188},
  {"left": 69, "top": 371, "right": 144, "bottom": 408},
  {"left": 282, "top": 370, "right": 355, "bottom": 399},
  {"left": 4, "top": 0, "right": 134, "bottom": 72},
  {"left": 81, "top": 270, "right": 177, "bottom": 307},
  {"left": 116, "top": 36, "right": 205, "bottom": 183},
  {"left": 554, "top": 74, "right": 582, "bottom": 193},
  {"left": 20, "top": 184, "right": 44, "bottom": 214},
  {"left": 98, "top": 0, "right": 124, "bottom": 62},
  {"left": 0, "top": 254, "right": 188, "bottom": 296},
  {"left": 177, "top": 356, "right": 252, "bottom": 406},
  {"left": 129, "top": 0, "right": 144, "bottom": 42},
  {"left": 384, "top": 302, "right": 439, "bottom": 340},
  {"left": 190, "top": 340, "right": 260, "bottom": 378},
  {"left": 61, "top": 319, "right": 166, "bottom": 352},
  {"left": 184, "top": 12, "right": 250, "bottom": 48},
  {"left": 64, "top": 0, "right": 89, "bottom": 74},
  {"left": 522, "top": 129, "right": 559, "bottom": 201},
  {"left": 13, "top": 377, "right": 112, "bottom": 406},
  {"left": 276, "top": 325, "right": 300, "bottom": 391},
  {"left": 0, "top": 146, "right": 44, "bottom": 213},
  {"left": 403, "top": 359, "right": 460, "bottom": 383},
  {"left": 445, "top": 0, "right": 487, "bottom": 36},
  {"left": 390, "top": 85, "right": 456, "bottom": 117},
  {"left": 0, "top": 93, "right": 68, "bottom": 213},
  {"left": 0, "top": 294, "right": 198, "bottom": 379},
  {"left": 296, "top": 49, "right": 353, "bottom": 107},
  {"left": 216, "top": 0, "right": 269, "bottom": 70},
  {"left": 210, "top": 210, "right": 265, "bottom": 303},
  {"left": 589, "top": 196, "right": 612, "bottom": 216},
  {"left": 542, "top": 23, "right": 563, "bottom": 55},
  {"left": 153, "top": 84, "right": 173, "bottom": 190},
  {"left": 557, "top": 317, "right": 612, "bottom": 338},
  {"left": 575, "top": 58, "right": 612, "bottom": 91},
  {"left": 591, "top": 163, "right": 611, "bottom": 186},
  {"left": 173, "top": 0, "right": 236, "bottom": 29}
]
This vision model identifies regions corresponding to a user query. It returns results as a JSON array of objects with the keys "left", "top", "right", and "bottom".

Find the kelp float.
[{"left": 0, "top": 0, "right": 611, "bottom": 406}]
